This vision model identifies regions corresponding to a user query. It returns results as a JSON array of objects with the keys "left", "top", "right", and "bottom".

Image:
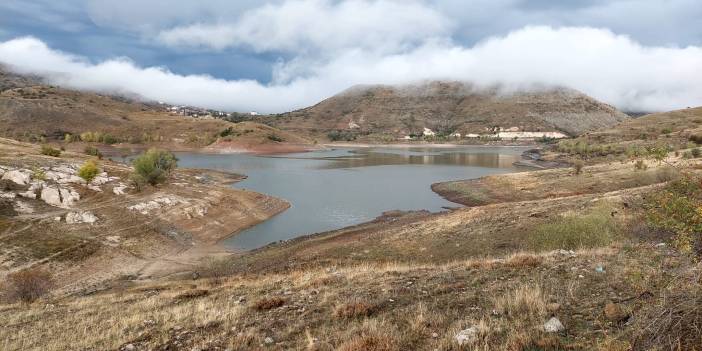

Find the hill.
[
  {"left": 260, "top": 81, "right": 630, "bottom": 141},
  {"left": 0, "top": 69, "right": 313, "bottom": 153}
]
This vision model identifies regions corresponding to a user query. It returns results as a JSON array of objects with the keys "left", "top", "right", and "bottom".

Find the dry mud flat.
[{"left": 0, "top": 138, "right": 289, "bottom": 294}]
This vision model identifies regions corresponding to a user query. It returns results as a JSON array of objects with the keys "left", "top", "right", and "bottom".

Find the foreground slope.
[{"left": 262, "top": 81, "right": 630, "bottom": 141}]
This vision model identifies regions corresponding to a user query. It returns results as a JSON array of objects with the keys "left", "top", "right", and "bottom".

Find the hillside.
[
  {"left": 0, "top": 138, "right": 289, "bottom": 295},
  {"left": 3, "top": 128, "right": 702, "bottom": 349},
  {"left": 0, "top": 69, "right": 314, "bottom": 153},
  {"left": 261, "top": 81, "right": 630, "bottom": 141}
]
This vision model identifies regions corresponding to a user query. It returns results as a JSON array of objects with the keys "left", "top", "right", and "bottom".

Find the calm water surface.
[{"left": 174, "top": 147, "right": 527, "bottom": 250}]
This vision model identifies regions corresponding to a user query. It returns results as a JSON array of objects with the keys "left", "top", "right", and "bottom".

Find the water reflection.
[{"left": 173, "top": 146, "right": 527, "bottom": 250}]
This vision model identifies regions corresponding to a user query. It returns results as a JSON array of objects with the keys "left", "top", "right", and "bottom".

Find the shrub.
[
  {"left": 40, "top": 145, "right": 61, "bottom": 157},
  {"left": 32, "top": 167, "right": 46, "bottom": 181},
  {"left": 78, "top": 160, "right": 100, "bottom": 182},
  {"left": 253, "top": 297, "right": 286, "bottom": 310},
  {"left": 334, "top": 300, "right": 378, "bottom": 319},
  {"left": 1, "top": 268, "right": 53, "bottom": 303},
  {"left": 634, "top": 159, "right": 648, "bottom": 171},
  {"left": 267, "top": 134, "right": 284, "bottom": 142},
  {"left": 218, "top": 126, "right": 235, "bottom": 138},
  {"left": 646, "top": 179, "right": 702, "bottom": 256},
  {"left": 689, "top": 134, "right": 702, "bottom": 145},
  {"left": 572, "top": 160, "right": 584, "bottom": 175},
  {"left": 131, "top": 149, "right": 178, "bottom": 186},
  {"left": 692, "top": 148, "right": 701, "bottom": 158},
  {"left": 661, "top": 127, "right": 673, "bottom": 134},
  {"left": 327, "top": 130, "right": 357, "bottom": 142},
  {"left": 84, "top": 146, "right": 103, "bottom": 159},
  {"left": 528, "top": 204, "right": 622, "bottom": 251}
]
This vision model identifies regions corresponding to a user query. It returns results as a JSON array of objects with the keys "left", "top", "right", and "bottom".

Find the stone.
[
  {"left": 14, "top": 201, "right": 34, "bottom": 214},
  {"left": 604, "top": 303, "right": 629, "bottom": 323},
  {"left": 455, "top": 326, "right": 478, "bottom": 345},
  {"left": 124, "top": 344, "right": 135, "bottom": 351},
  {"left": 544, "top": 317, "right": 565, "bottom": 333},
  {"left": 18, "top": 190, "right": 37, "bottom": 199},
  {"left": 264, "top": 337, "right": 274, "bottom": 344},
  {"left": 0, "top": 191, "right": 16, "bottom": 199},
  {"left": 65, "top": 211, "right": 98, "bottom": 224},
  {"left": 59, "top": 188, "right": 80, "bottom": 207},
  {"left": 41, "top": 187, "right": 62, "bottom": 207},
  {"left": 2, "top": 170, "right": 30, "bottom": 185},
  {"left": 113, "top": 184, "right": 128, "bottom": 195}
]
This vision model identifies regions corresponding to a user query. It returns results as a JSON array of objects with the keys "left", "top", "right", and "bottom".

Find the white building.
[{"left": 423, "top": 128, "right": 436, "bottom": 137}]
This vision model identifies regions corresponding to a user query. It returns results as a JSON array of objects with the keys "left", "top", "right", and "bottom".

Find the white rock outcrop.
[
  {"left": 41, "top": 186, "right": 80, "bottom": 208},
  {"left": 14, "top": 201, "right": 34, "bottom": 214},
  {"left": 2, "top": 170, "right": 31, "bottom": 185},
  {"left": 455, "top": 326, "right": 479, "bottom": 345},
  {"left": 65, "top": 211, "right": 98, "bottom": 224},
  {"left": 544, "top": 317, "right": 565, "bottom": 333}
]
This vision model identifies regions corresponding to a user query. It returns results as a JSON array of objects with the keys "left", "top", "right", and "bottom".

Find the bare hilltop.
[{"left": 261, "top": 81, "right": 630, "bottom": 141}]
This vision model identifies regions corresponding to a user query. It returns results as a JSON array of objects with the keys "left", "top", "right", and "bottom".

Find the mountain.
[
  {"left": 0, "top": 69, "right": 312, "bottom": 152},
  {"left": 261, "top": 81, "right": 630, "bottom": 140}
]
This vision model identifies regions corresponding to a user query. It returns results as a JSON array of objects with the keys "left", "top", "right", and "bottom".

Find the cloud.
[
  {"left": 156, "top": 0, "right": 452, "bottom": 54},
  {"left": 1, "top": 26, "right": 701, "bottom": 113}
]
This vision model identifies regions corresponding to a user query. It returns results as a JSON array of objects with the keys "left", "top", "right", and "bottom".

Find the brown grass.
[
  {"left": 334, "top": 300, "right": 379, "bottom": 319},
  {"left": 252, "top": 296, "right": 286, "bottom": 311},
  {"left": 505, "top": 253, "right": 544, "bottom": 268},
  {"left": 1, "top": 268, "right": 53, "bottom": 303}
]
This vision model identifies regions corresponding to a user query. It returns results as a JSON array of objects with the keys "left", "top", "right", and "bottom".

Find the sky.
[{"left": 0, "top": 0, "right": 701, "bottom": 113}]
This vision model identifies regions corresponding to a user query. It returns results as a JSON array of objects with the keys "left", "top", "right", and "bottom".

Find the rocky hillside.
[
  {"left": 0, "top": 69, "right": 313, "bottom": 153},
  {"left": 0, "top": 138, "right": 289, "bottom": 295},
  {"left": 262, "top": 81, "right": 630, "bottom": 140}
]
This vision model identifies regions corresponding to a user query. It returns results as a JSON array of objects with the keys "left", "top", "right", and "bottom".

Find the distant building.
[
  {"left": 450, "top": 132, "right": 462, "bottom": 138},
  {"left": 250, "top": 111, "right": 259, "bottom": 116},
  {"left": 423, "top": 128, "right": 436, "bottom": 137}
]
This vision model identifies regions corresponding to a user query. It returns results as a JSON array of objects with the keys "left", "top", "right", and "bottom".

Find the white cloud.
[
  {"left": 156, "top": 0, "right": 452, "bottom": 54},
  {"left": 1, "top": 26, "right": 702, "bottom": 113}
]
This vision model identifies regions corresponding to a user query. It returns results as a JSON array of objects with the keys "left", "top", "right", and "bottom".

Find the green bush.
[
  {"left": 78, "top": 160, "right": 100, "bottom": 182},
  {"left": 692, "top": 148, "right": 701, "bottom": 158},
  {"left": 327, "top": 130, "right": 357, "bottom": 141},
  {"left": 267, "top": 134, "right": 284, "bottom": 142},
  {"left": 131, "top": 149, "right": 178, "bottom": 187},
  {"left": 528, "top": 204, "right": 622, "bottom": 251},
  {"left": 84, "top": 146, "right": 103, "bottom": 159},
  {"left": 646, "top": 179, "right": 702, "bottom": 256},
  {"left": 40, "top": 145, "right": 61, "bottom": 157}
]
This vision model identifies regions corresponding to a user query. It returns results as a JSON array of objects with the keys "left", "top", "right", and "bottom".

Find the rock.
[
  {"left": 65, "top": 211, "right": 98, "bottom": 224},
  {"left": 124, "top": 344, "right": 136, "bottom": 351},
  {"left": 431, "top": 332, "right": 439, "bottom": 338},
  {"left": 455, "top": 326, "right": 478, "bottom": 345},
  {"left": 0, "top": 191, "right": 16, "bottom": 199},
  {"left": 264, "top": 337, "right": 274, "bottom": 344},
  {"left": 59, "top": 188, "right": 80, "bottom": 207},
  {"left": 113, "top": 185, "right": 128, "bottom": 195},
  {"left": 41, "top": 187, "right": 62, "bottom": 207},
  {"left": 18, "top": 190, "right": 37, "bottom": 199},
  {"left": 595, "top": 265, "right": 605, "bottom": 273},
  {"left": 604, "top": 303, "right": 629, "bottom": 323},
  {"left": 14, "top": 201, "right": 34, "bottom": 214},
  {"left": 2, "top": 170, "right": 30, "bottom": 185},
  {"left": 41, "top": 186, "right": 80, "bottom": 208},
  {"left": 544, "top": 317, "right": 565, "bottom": 333}
]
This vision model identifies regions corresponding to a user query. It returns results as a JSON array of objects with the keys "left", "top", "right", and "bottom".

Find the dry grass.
[
  {"left": 0, "top": 268, "right": 53, "bottom": 303},
  {"left": 252, "top": 296, "right": 286, "bottom": 311},
  {"left": 334, "top": 300, "right": 379, "bottom": 319},
  {"left": 493, "top": 284, "right": 547, "bottom": 318},
  {"left": 505, "top": 253, "right": 544, "bottom": 268}
]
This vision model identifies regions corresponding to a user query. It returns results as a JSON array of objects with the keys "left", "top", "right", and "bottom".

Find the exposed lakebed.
[{"left": 174, "top": 146, "right": 527, "bottom": 250}]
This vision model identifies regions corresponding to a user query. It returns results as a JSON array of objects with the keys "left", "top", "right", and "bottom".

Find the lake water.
[{"left": 174, "top": 146, "right": 527, "bottom": 250}]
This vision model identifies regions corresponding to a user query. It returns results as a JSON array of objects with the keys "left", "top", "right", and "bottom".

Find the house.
[
  {"left": 450, "top": 132, "right": 462, "bottom": 138},
  {"left": 423, "top": 128, "right": 436, "bottom": 137},
  {"left": 250, "top": 111, "right": 259, "bottom": 116}
]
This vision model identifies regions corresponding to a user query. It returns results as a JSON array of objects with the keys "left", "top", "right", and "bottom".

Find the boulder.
[
  {"left": 455, "top": 326, "right": 478, "bottom": 345},
  {"left": 59, "top": 188, "right": 80, "bottom": 207},
  {"left": 65, "top": 211, "right": 98, "bottom": 224},
  {"left": 41, "top": 187, "right": 63, "bottom": 207},
  {"left": 2, "top": 170, "right": 30, "bottom": 185},
  {"left": 14, "top": 201, "right": 34, "bottom": 214},
  {"left": 544, "top": 317, "right": 565, "bottom": 333}
]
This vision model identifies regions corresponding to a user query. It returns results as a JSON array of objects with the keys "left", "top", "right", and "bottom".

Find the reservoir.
[{"left": 174, "top": 146, "right": 526, "bottom": 250}]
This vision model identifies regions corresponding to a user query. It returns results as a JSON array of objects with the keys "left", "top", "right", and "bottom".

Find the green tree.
[
  {"left": 131, "top": 149, "right": 178, "bottom": 187},
  {"left": 78, "top": 160, "right": 100, "bottom": 183}
]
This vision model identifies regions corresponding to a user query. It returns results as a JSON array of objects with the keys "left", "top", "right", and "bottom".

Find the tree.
[
  {"left": 78, "top": 160, "right": 100, "bottom": 183},
  {"left": 131, "top": 149, "right": 178, "bottom": 187}
]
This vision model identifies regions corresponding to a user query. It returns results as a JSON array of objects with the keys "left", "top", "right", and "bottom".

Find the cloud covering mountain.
[{"left": 0, "top": 0, "right": 700, "bottom": 113}]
